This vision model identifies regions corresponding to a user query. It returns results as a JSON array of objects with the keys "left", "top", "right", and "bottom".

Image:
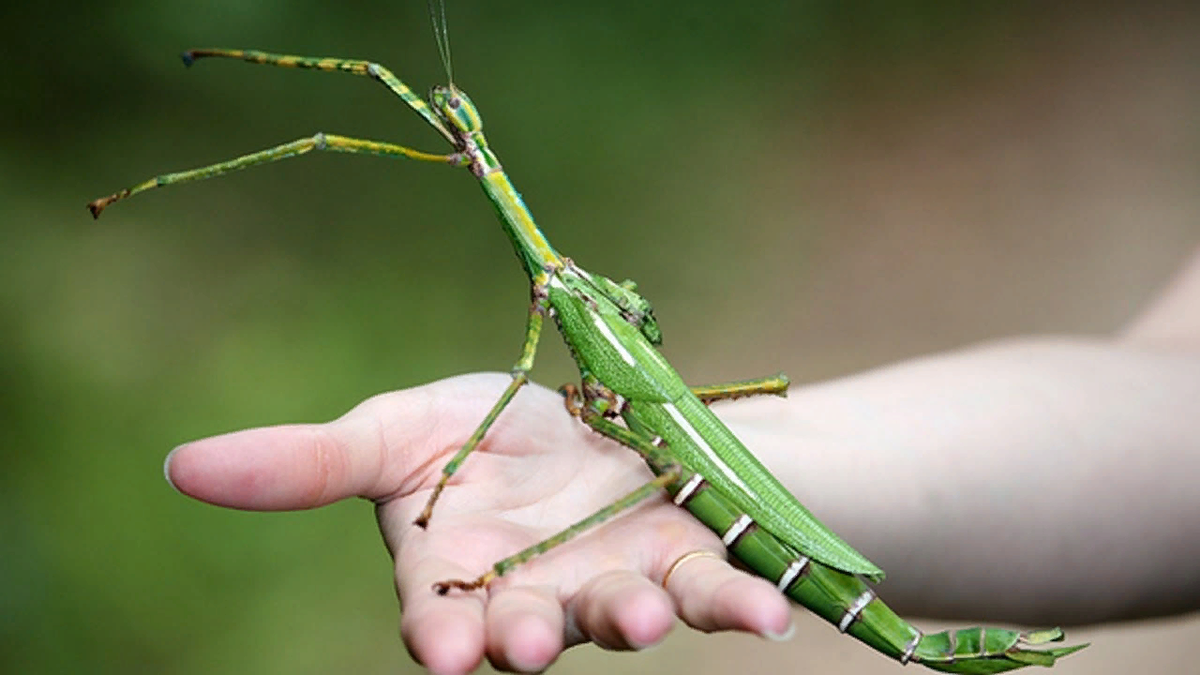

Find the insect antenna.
[{"left": 428, "top": 0, "right": 454, "bottom": 85}]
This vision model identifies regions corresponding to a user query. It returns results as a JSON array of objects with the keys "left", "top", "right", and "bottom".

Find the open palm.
[{"left": 166, "top": 373, "right": 793, "bottom": 674}]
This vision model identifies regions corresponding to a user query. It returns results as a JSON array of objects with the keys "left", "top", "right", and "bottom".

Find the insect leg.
[
  {"left": 690, "top": 373, "right": 790, "bottom": 404},
  {"left": 432, "top": 411, "right": 680, "bottom": 594},
  {"left": 89, "top": 133, "right": 463, "bottom": 217},
  {"left": 413, "top": 289, "right": 550, "bottom": 528}
]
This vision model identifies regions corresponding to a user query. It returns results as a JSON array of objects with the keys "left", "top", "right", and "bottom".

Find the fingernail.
[
  {"left": 163, "top": 445, "right": 183, "bottom": 494},
  {"left": 762, "top": 621, "right": 795, "bottom": 642},
  {"left": 628, "top": 633, "right": 666, "bottom": 652}
]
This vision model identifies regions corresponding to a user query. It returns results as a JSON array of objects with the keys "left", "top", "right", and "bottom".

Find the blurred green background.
[{"left": 3, "top": 1, "right": 1197, "bottom": 673}]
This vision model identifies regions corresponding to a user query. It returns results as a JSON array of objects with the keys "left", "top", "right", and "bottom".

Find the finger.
[
  {"left": 664, "top": 551, "right": 794, "bottom": 640},
  {"left": 164, "top": 375, "right": 522, "bottom": 510},
  {"left": 163, "top": 372, "right": 490, "bottom": 510},
  {"left": 164, "top": 419, "right": 398, "bottom": 510},
  {"left": 398, "top": 555, "right": 488, "bottom": 675},
  {"left": 567, "top": 570, "right": 675, "bottom": 651},
  {"left": 483, "top": 586, "right": 565, "bottom": 672}
]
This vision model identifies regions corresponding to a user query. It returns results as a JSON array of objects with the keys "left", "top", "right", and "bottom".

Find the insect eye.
[{"left": 448, "top": 97, "right": 461, "bottom": 110}]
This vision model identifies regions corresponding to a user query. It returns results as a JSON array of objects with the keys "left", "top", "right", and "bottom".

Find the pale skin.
[{"left": 166, "top": 247, "right": 1200, "bottom": 675}]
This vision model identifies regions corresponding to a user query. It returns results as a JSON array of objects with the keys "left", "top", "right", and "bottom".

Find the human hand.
[{"left": 165, "top": 373, "right": 793, "bottom": 674}]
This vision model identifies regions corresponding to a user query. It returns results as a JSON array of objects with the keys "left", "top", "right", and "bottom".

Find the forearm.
[{"left": 720, "top": 336, "right": 1200, "bottom": 625}]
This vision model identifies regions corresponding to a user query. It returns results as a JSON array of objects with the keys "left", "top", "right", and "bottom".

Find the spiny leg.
[
  {"left": 88, "top": 133, "right": 464, "bottom": 218},
  {"left": 690, "top": 373, "right": 790, "bottom": 404},
  {"left": 413, "top": 290, "right": 550, "bottom": 528},
  {"left": 433, "top": 467, "right": 680, "bottom": 594},
  {"left": 559, "top": 383, "right": 585, "bottom": 417},
  {"left": 561, "top": 380, "right": 678, "bottom": 474},
  {"left": 433, "top": 406, "right": 682, "bottom": 594},
  {"left": 558, "top": 379, "right": 626, "bottom": 419},
  {"left": 181, "top": 49, "right": 456, "bottom": 143}
]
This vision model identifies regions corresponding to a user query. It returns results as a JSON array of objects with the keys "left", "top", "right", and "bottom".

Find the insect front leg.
[{"left": 88, "top": 134, "right": 464, "bottom": 218}]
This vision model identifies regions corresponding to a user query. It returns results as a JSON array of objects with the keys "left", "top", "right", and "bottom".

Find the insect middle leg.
[
  {"left": 689, "top": 373, "right": 790, "bottom": 404},
  {"left": 431, "top": 399, "right": 682, "bottom": 594},
  {"left": 413, "top": 290, "right": 551, "bottom": 528}
]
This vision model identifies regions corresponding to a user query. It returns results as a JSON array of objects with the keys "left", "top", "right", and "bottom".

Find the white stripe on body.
[
  {"left": 776, "top": 556, "right": 810, "bottom": 592},
  {"left": 589, "top": 312, "right": 636, "bottom": 366},
  {"left": 838, "top": 589, "right": 875, "bottom": 633},
  {"left": 901, "top": 632, "right": 922, "bottom": 664},
  {"left": 722, "top": 514, "right": 753, "bottom": 547},
  {"left": 662, "top": 403, "right": 753, "bottom": 495},
  {"left": 673, "top": 473, "right": 705, "bottom": 506}
]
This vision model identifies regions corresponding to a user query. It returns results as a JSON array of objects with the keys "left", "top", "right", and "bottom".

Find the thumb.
[{"left": 163, "top": 386, "right": 456, "bottom": 511}]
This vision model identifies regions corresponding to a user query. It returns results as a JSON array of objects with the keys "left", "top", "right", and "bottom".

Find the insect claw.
[
  {"left": 558, "top": 383, "right": 583, "bottom": 417},
  {"left": 87, "top": 195, "right": 116, "bottom": 219},
  {"left": 433, "top": 571, "right": 495, "bottom": 595},
  {"left": 414, "top": 481, "right": 448, "bottom": 529}
]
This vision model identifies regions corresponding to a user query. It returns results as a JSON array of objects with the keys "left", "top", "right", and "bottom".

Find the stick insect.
[{"left": 89, "top": 6, "right": 1086, "bottom": 672}]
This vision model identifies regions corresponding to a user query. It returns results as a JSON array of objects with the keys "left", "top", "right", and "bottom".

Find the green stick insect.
[{"left": 89, "top": 7, "right": 1086, "bottom": 672}]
